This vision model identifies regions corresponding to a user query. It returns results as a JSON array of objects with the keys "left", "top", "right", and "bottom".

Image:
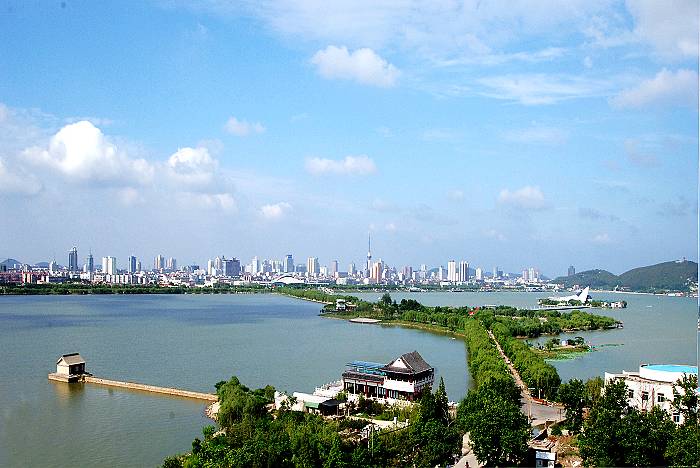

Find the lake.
[
  {"left": 0, "top": 291, "right": 695, "bottom": 467},
  {"left": 0, "top": 293, "right": 469, "bottom": 468}
]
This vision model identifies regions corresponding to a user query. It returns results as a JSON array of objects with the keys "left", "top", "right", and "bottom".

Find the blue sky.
[{"left": 0, "top": 0, "right": 697, "bottom": 276}]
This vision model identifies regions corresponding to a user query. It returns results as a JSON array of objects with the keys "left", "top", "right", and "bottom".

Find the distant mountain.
[
  {"left": 0, "top": 258, "right": 22, "bottom": 269},
  {"left": 553, "top": 260, "right": 698, "bottom": 292}
]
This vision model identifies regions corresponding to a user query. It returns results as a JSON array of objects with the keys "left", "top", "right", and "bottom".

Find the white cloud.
[
  {"left": 626, "top": 0, "right": 699, "bottom": 61},
  {"left": 118, "top": 187, "right": 144, "bottom": 206},
  {"left": 305, "top": 155, "right": 377, "bottom": 175},
  {"left": 478, "top": 74, "right": 610, "bottom": 105},
  {"left": 448, "top": 189, "right": 464, "bottom": 201},
  {"left": 498, "top": 186, "right": 546, "bottom": 210},
  {"left": 610, "top": 69, "right": 698, "bottom": 109},
  {"left": 483, "top": 229, "right": 507, "bottom": 241},
  {"left": 185, "top": 192, "right": 237, "bottom": 212},
  {"left": 503, "top": 126, "right": 569, "bottom": 145},
  {"left": 166, "top": 146, "right": 218, "bottom": 188},
  {"left": 260, "top": 201, "right": 292, "bottom": 220},
  {"left": 224, "top": 116, "right": 266, "bottom": 136},
  {"left": 592, "top": 232, "right": 612, "bottom": 244},
  {"left": 0, "top": 157, "right": 42, "bottom": 196},
  {"left": 23, "top": 120, "right": 153, "bottom": 186},
  {"left": 422, "top": 128, "right": 461, "bottom": 142},
  {"left": 311, "top": 46, "right": 400, "bottom": 87}
]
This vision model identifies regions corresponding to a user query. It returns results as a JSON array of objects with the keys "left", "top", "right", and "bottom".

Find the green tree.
[
  {"left": 410, "top": 378, "right": 460, "bottom": 467},
  {"left": 670, "top": 373, "right": 698, "bottom": 425},
  {"left": 557, "top": 379, "right": 586, "bottom": 433},
  {"left": 665, "top": 423, "right": 700, "bottom": 467},
  {"left": 456, "top": 386, "right": 529, "bottom": 466},
  {"left": 579, "top": 379, "right": 629, "bottom": 466}
]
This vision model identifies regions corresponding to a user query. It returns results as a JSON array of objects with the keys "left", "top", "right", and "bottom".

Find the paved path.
[{"left": 487, "top": 330, "right": 565, "bottom": 427}]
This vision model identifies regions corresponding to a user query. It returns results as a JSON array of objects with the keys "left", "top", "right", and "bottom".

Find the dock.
[
  {"left": 48, "top": 374, "right": 218, "bottom": 402},
  {"left": 348, "top": 317, "right": 381, "bottom": 324}
]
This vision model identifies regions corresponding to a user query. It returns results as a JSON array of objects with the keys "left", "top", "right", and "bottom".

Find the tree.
[
  {"left": 580, "top": 379, "right": 678, "bottom": 466},
  {"left": 670, "top": 373, "right": 698, "bottom": 425},
  {"left": 557, "top": 379, "right": 586, "bottom": 433},
  {"left": 579, "top": 379, "right": 629, "bottom": 466},
  {"left": 456, "top": 386, "right": 529, "bottom": 466},
  {"left": 410, "top": 378, "right": 460, "bottom": 467}
]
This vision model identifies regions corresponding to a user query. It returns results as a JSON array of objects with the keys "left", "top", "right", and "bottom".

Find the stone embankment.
[
  {"left": 83, "top": 376, "right": 218, "bottom": 401},
  {"left": 47, "top": 373, "right": 219, "bottom": 402}
]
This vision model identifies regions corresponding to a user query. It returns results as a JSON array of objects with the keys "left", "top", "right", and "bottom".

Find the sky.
[{"left": 0, "top": 0, "right": 698, "bottom": 277}]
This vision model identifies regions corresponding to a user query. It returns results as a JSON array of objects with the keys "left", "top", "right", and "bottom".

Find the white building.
[
  {"left": 605, "top": 364, "right": 698, "bottom": 424},
  {"left": 475, "top": 267, "right": 483, "bottom": 281},
  {"left": 102, "top": 256, "right": 117, "bottom": 275},
  {"left": 447, "top": 260, "right": 457, "bottom": 282}
]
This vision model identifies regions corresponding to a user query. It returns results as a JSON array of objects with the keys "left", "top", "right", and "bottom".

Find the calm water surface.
[
  {"left": 0, "top": 291, "right": 695, "bottom": 467},
  {"left": 0, "top": 294, "right": 469, "bottom": 468}
]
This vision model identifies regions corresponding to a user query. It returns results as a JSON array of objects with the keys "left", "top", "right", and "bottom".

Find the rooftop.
[{"left": 643, "top": 364, "right": 698, "bottom": 374}]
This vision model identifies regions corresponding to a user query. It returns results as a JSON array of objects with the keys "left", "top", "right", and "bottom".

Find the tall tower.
[
  {"left": 87, "top": 251, "right": 94, "bottom": 273},
  {"left": 366, "top": 232, "right": 372, "bottom": 278}
]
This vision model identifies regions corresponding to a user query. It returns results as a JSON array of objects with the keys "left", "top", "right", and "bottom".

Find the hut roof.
[{"left": 57, "top": 353, "right": 85, "bottom": 366}]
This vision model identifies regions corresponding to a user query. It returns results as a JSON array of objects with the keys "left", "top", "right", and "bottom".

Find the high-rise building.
[
  {"left": 438, "top": 266, "right": 445, "bottom": 281},
  {"left": 402, "top": 265, "right": 413, "bottom": 279},
  {"left": 166, "top": 257, "right": 177, "bottom": 271},
  {"left": 68, "top": 246, "right": 78, "bottom": 272},
  {"left": 475, "top": 267, "right": 483, "bottom": 281},
  {"left": 447, "top": 260, "right": 457, "bottom": 282},
  {"left": 528, "top": 267, "right": 539, "bottom": 282},
  {"left": 348, "top": 262, "right": 356, "bottom": 276},
  {"left": 320, "top": 265, "right": 328, "bottom": 276},
  {"left": 371, "top": 260, "right": 383, "bottom": 283},
  {"left": 86, "top": 252, "right": 94, "bottom": 273},
  {"left": 307, "top": 257, "right": 319, "bottom": 276},
  {"left": 102, "top": 256, "right": 117, "bottom": 275},
  {"left": 492, "top": 266, "right": 499, "bottom": 279},
  {"left": 128, "top": 256, "right": 137, "bottom": 274},
  {"left": 49, "top": 261, "right": 57, "bottom": 274},
  {"left": 459, "top": 261, "right": 469, "bottom": 282},
  {"left": 284, "top": 255, "right": 294, "bottom": 273},
  {"left": 223, "top": 257, "right": 241, "bottom": 276},
  {"left": 154, "top": 255, "right": 165, "bottom": 271},
  {"left": 330, "top": 260, "right": 338, "bottom": 277},
  {"left": 568, "top": 265, "right": 576, "bottom": 276},
  {"left": 251, "top": 256, "right": 261, "bottom": 275},
  {"left": 522, "top": 269, "right": 529, "bottom": 281},
  {"left": 136, "top": 260, "right": 141, "bottom": 272}
]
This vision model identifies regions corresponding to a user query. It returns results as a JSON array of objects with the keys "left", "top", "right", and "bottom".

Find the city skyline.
[{"left": 0, "top": 1, "right": 697, "bottom": 276}]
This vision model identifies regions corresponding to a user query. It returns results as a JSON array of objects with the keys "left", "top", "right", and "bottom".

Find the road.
[{"left": 487, "top": 330, "right": 565, "bottom": 427}]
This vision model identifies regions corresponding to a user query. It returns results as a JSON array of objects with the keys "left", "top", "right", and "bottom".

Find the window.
[
  {"left": 641, "top": 391, "right": 649, "bottom": 401},
  {"left": 673, "top": 413, "right": 681, "bottom": 424},
  {"left": 657, "top": 393, "right": 665, "bottom": 403},
  {"left": 627, "top": 389, "right": 634, "bottom": 399}
]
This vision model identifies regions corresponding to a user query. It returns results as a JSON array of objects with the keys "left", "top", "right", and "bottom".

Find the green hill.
[
  {"left": 553, "top": 260, "right": 698, "bottom": 292},
  {"left": 618, "top": 260, "right": 697, "bottom": 291}
]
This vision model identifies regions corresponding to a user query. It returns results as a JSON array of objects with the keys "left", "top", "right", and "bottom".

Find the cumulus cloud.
[
  {"left": 498, "top": 186, "right": 546, "bottom": 210},
  {"left": 224, "top": 116, "right": 266, "bottom": 136},
  {"left": 610, "top": 69, "right": 698, "bottom": 109},
  {"left": 260, "top": 201, "right": 292, "bottom": 220},
  {"left": 311, "top": 46, "right": 400, "bottom": 87},
  {"left": 166, "top": 146, "right": 218, "bottom": 188},
  {"left": 305, "top": 155, "right": 376, "bottom": 175},
  {"left": 23, "top": 120, "right": 153, "bottom": 186}
]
